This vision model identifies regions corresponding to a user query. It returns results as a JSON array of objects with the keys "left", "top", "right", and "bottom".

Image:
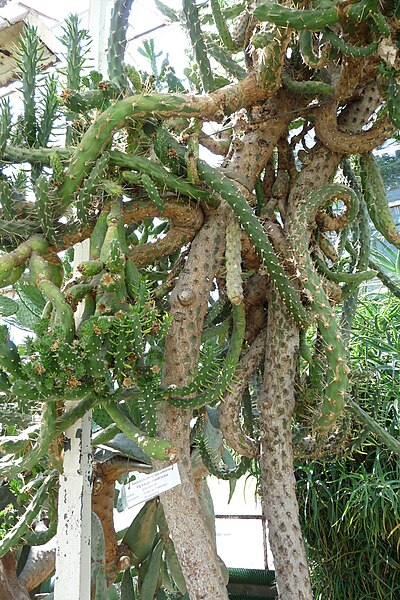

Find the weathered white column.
[
  {"left": 54, "top": 240, "right": 92, "bottom": 600},
  {"left": 54, "top": 3, "right": 111, "bottom": 597}
]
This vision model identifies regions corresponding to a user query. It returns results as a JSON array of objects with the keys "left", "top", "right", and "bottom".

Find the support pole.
[{"left": 54, "top": 240, "right": 92, "bottom": 600}]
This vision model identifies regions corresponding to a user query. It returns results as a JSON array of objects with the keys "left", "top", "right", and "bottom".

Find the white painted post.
[
  {"left": 54, "top": 240, "right": 92, "bottom": 600},
  {"left": 54, "top": 3, "right": 111, "bottom": 596}
]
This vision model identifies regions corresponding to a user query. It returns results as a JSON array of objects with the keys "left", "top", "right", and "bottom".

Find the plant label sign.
[{"left": 125, "top": 463, "right": 181, "bottom": 507}]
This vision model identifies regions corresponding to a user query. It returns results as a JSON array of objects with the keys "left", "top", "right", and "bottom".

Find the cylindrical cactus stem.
[
  {"left": 90, "top": 205, "right": 110, "bottom": 260},
  {"left": 105, "top": 402, "right": 176, "bottom": 461},
  {"left": 182, "top": 0, "right": 215, "bottom": 92},
  {"left": 210, "top": 0, "right": 235, "bottom": 51},
  {"left": 205, "top": 37, "right": 247, "bottom": 80},
  {"left": 281, "top": 72, "right": 333, "bottom": 96},
  {"left": 0, "top": 471, "right": 57, "bottom": 558},
  {"left": 0, "top": 180, "right": 16, "bottom": 220},
  {"left": 76, "top": 152, "right": 110, "bottom": 226},
  {"left": 288, "top": 184, "right": 354, "bottom": 434},
  {"left": 197, "top": 164, "right": 310, "bottom": 326},
  {"left": 359, "top": 151, "right": 400, "bottom": 249},
  {"left": 100, "top": 198, "right": 126, "bottom": 274},
  {"left": 256, "top": 27, "right": 291, "bottom": 92},
  {"left": 197, "top": 437, "right": 251, "bottom": 480},
  {"left": 225, "top": 213, "right": 244, "bottom": 306},
  {"left": 313, "top": 252, "right": 376, "bottom": 283},
  {"left": 77, "top": 260, "right": 104, "bottom": 277},
  {"left": 34, "top": 174, "right": 57, "bottom": 244},
  {"left": 112, "top": 150, "right": 210, "bottom": 201},
  {"left": 254, "top": 1, "right": 339, "bottom": 30},
  {"left": 0, "top": 235, "right": 47, "bottom": 289},
  {"left": 29, "top": 254, "right": 75, "bottom": 342},
  {"left": 348, "top": 399, "right": 400, "bottom": 456},
  {"left": 0, "top": 97, "right": 12, "bottom": 153},
  {"left": 322, "top": 28, "right": 377, "bottom": 57},
  {"left": 107, "top": 0, "right": 134, "bottom": 85},
  {"left": 386, "top": 73, "right": 400, "bottom": 129},
  {"left": 141, "top": 174, "right": 165, "bottom": 212}
]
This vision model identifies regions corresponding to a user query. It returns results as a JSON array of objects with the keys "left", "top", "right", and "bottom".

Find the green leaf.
[{"left": 15, "top": 279, "right": 46, "bottom": 317}]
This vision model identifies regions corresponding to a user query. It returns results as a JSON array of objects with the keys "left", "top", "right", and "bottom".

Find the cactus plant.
[{"left": 1, "top": 3, "right": 400, "bottom": 598}]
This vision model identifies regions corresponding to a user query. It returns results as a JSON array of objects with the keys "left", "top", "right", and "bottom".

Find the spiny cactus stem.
[
  {"left": 0, "top": 235, "right": 47, "bottom": 289},
  {"left": 105, "top": 402, "right": 176, "bottom": 461},
  {"left": 254, "top": 1, "right": 339, "bottom": 31}
]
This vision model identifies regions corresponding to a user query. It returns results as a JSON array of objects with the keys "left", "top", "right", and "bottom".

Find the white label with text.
[{"left": 125, "top": 463, "right": 181, "bottom": 507}]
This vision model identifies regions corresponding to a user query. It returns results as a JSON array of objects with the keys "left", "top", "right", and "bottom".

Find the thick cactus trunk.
[
  {"left": 258, "top": 289, "right": 313, "bottom": 599},
  {"left": 157, "top": 209, "right": 229, "bottom": 600}
]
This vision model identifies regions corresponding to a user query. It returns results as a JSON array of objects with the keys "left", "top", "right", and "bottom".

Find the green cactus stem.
[
  {"left": 0, "top": 180, "right": 16, "bottom": 221},
  {"left": 0, "top": 98, "right": 11, "bottom": 153},
  {"left": 34, "top": 174, "right": 58, "bottom": 244},
  {"left": 155, "top": 0, "right": 180, "bottom": 21},
  {"left": 29, "top": 254, "right": 75, "bottom": 342},
  {"left": 386, "top": 72, "right": 400, "bottom": 129},
  {"left": 313, "top": 252, "right": 376, "bottom": 283},
  {"left": 90, "top": 205, "right": 110, "bottom": 260},
  {"left": 360, "top": 151, "right": 400, "bottom": 249},
  {"left": 206, "top": 36, "right": 247, "bottom": 79},
  {"left": 182, "top": 0, "right": 215, "bottom": 92},
  {"left": 254, "top": 1, "right": 339, "bottom": 31},
  {"left": 105, "top": 402, "right": 176, "bottom": 461},
  {"left": 77, "top": 260, "right": 104, "bottom": 277},
  {"left": 315, "top": 186, "right": 360, "bottom": 232},
  {"left": 199, "top": 165, "right": 309, "bottom": 326},
  {"left": 76, "top": 152, "right": 110, "bottom": 225},
  {"left": 225, "top": 214, "right": 244, "bottom": 306},
  {"left": 322, "top": 28, "right": 377, "bottom": 57},
  {"left": 0, "top": 235, "right": 47, "bottom": 289},
  {"left": 107, "top": 0, "right": 134, "bottom": 85},
  {"left": 15, "top": 24, "right": 44, "bottom": 147},
  {"left": 113, "top": 151, "right": 210, "bottom": 202},
  {"left": 65, "top": 281, "right": 98, "bottom": 305},
  {"left": 0, "top": 471, "right": 57, "bottom": 558},
  {"left": 141, "top": 174, "right": 165, "bottom": 212},
  {"left": 210, "top": 0, "right": 235, "bottom": 51},
  {"left": 99, "top": 198, "right": 126, "bottom": 274},
  {"left": 281, "top": 72, "right": 334, "bottom": 96},
  {"left": 288, "top": 185, "right": 357, "bottom": 433},
  {"left": 256, "top": 27, "right": 291, "bottom": 92}
]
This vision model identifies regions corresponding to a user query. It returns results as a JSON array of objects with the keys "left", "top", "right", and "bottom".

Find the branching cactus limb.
[
  {"left": 0, "top": 235, "right": 47, "bottom": 289},
  {"left": 219, "top": 328, "right": 267, "bottom": 458},
  {"left": 315, "top": 100, "right": 395, "bottom": 154},
  {"left": 288, "top": 184, "right": 354, "bottom": 434}
]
